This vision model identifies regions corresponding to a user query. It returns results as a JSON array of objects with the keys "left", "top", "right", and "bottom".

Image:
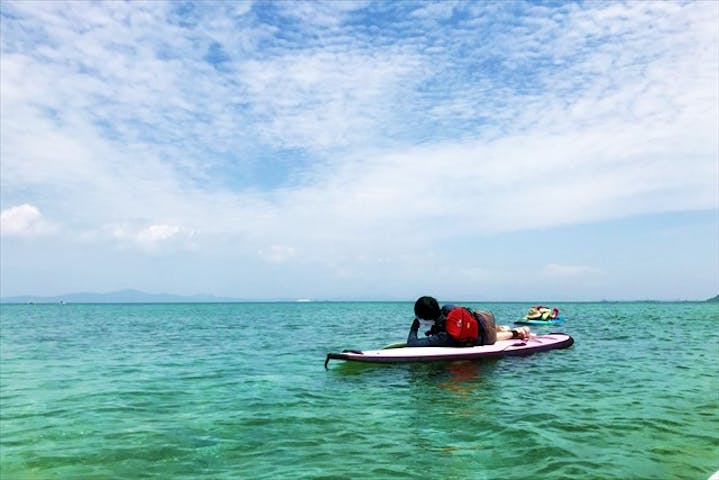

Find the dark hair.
[{"left": 414, "top": 296, "right": 440, "bottom": 320}]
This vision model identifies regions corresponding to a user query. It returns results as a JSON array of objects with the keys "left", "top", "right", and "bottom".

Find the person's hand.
[
  {"left": 411, "top": 318, "right": 420, "bottom": 330},
  {"left": 518, "top": 327, "right": 531, "bottom": 340}
]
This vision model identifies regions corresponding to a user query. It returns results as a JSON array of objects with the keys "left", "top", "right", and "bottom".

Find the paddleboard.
[
  {"left": 515, "top": 316, "right": 565, "bottom": 326},
  {"left": 325, "top": 333, "right": 573, "bottom": 367}
]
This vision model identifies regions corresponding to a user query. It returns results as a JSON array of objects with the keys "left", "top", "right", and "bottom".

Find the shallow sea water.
[{"left": 1, "top": 302, "right": 717, "bottom": 479}]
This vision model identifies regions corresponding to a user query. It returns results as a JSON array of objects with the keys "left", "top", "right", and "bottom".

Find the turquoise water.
[{"left": 1, "top": 302, "right": 717, "bottom": 480}]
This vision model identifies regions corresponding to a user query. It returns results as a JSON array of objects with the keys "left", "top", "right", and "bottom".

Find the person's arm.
[
  {"left": 496, "top": 326, "right": 531, "bottom": 341},
  {"left": 407, "top": 318, "right": 455, "bottom": 347},
  {"left": 407, "top": 318, "right": 425, "bottom": 345}
]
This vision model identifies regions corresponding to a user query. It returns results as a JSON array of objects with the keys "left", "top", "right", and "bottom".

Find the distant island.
[
  {"left": 0, "top": 289, "right": 244, "bottom": 304},
  {"left": 2, "top": 290, "right": 718, "bottom": 304}
]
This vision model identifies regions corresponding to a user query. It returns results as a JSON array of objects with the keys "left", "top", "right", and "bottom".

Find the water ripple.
[{"left": 1, "top": 302, "right": 717, "bottom": 479}]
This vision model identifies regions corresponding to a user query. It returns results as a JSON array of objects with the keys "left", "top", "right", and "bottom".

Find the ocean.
[{"left": 1, "top": 301, "right": 717, "bottom": 480}]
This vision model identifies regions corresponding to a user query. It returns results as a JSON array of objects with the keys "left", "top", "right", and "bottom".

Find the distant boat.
[{"left": 296, "top": 299, "right": 312, "bottom": 303}]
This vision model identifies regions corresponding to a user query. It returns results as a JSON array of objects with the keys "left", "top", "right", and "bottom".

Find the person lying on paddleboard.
[{"left": 407, "top": 296, "right": 531, "bottom": 347}]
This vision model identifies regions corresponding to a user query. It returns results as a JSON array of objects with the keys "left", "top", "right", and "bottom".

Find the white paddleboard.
[{"left": 325, "top": 333, "right": 574, "bottom": 367}]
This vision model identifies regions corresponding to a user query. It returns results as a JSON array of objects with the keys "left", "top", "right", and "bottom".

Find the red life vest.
[
  {"left": 445, "top": 307, "right": 497, "bottom": 346},
  {"left": 445, "top": 308, "right": 480, "bottom": 345}
]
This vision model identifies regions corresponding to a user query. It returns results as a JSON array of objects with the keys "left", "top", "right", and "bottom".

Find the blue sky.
[{"left": 1, "top": 0, "right": 717, "bottom": 301}]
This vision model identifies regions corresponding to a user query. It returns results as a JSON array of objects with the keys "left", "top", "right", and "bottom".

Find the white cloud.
[
  {"left": 237, "top": 48, "right": 424, "bottom": 151},
  {"left": 0, "top": 204, "right": 54, "bottom": 236},
  {"left": 110, "top": 224, "right": 196, "bottom": 252},
  {"left": 135, "top": 224, "right": 183, "bottom": 243},
  {"left": 274, "top": 0, "right": 365, "bottom": 29},
  {"left": 542, "top": 264, "right": 604, "bottom": 277}
]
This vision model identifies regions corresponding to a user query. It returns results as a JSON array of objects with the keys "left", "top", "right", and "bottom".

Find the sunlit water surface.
[{"left": 1, "top": 302, "right": 717, "bottom": 479}]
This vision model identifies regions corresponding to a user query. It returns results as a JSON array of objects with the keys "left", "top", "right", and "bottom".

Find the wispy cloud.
[
  {"left": 542, "top": 263, "right": 604, "bottom": 278},
  {"left": 110, "top": 224, "right": 196, "bottom": 253},
  {"left": 1, "top": 1, "right": 716, "bottom": 299},
  {"left": 259, "top": 245, "right": 297, "bottom": 264}
]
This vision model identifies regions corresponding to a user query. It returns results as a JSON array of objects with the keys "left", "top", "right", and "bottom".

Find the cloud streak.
[{"left": 542, "top": 263, "right": 604, "bottom": 278}]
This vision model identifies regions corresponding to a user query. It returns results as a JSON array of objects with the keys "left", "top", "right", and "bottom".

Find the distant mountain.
[
  {"left": 0, "top": 289, "right": 243, "bottom": 304},
  {"left": 707, "top": 294, "right": 719, "bottom": 303}
]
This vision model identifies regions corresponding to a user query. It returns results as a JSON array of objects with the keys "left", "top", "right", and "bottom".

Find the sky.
[{"left": 1, "top": 0, "right": 717, "bottom": 302}]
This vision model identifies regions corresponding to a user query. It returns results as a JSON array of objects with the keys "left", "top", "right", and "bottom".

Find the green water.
[{"left": 1, "top": 302, "right": 717, "bottom": 479}]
